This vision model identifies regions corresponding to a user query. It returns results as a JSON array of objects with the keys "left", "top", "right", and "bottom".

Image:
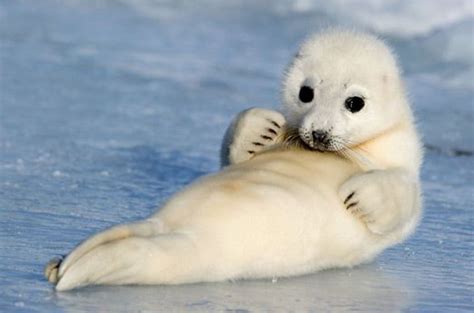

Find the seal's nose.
[{"left": 312, "top": 130, "right": 329, "bottom": 144}]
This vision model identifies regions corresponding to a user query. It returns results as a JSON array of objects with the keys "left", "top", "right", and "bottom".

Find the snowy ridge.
[
  {"left": 115, "top": 0, "right": 474, "bottom": 89},
  {"left": 119, "top": 0, "right": 474, "bottom": 36}
]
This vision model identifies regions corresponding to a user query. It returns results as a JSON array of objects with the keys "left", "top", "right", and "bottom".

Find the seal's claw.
[{"left": 45, "top": 256, "right": 63, "bottom": 284}]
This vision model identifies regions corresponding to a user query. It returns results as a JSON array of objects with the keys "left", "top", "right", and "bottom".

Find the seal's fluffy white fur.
[{"left": 45, "top": 30, "right": 423, "bottom": 291}]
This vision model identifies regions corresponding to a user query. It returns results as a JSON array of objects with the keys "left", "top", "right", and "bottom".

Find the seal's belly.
[
  {"left": 156, "top": 149, "right": 360, "bottom": 230},
  {"left": 154, "top": 149, "right": 371, "bottom": 271}
]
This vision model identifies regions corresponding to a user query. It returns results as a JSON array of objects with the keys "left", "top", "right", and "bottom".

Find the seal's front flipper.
[
  {"left": 339, "top": 168, "right": 420, "bottom": 235},
  {"left": 220, "top": 107, "right": 286, "bottom": 167}
]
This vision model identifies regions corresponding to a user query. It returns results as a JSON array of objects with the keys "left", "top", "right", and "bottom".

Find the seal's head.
[{"left": 282, "top": 30, "right": 409, "bottom": 151}]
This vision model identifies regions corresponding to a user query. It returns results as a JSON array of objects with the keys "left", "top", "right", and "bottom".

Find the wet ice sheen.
[{"left": 1, "top": 0, "right": 473, "bottom": 312}]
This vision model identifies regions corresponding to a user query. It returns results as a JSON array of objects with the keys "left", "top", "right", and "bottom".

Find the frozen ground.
[{"left": 0, "top": 0, "right": 473, "bottom": 312}]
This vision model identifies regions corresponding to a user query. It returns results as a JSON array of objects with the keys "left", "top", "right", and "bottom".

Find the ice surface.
[{"left": 0, "top": 0, "right": 473, "bottom": 312}]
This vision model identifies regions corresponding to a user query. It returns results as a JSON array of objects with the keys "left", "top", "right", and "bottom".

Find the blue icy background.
[{"left": 1, "top": 0, "right": 473, "bottom": 312}]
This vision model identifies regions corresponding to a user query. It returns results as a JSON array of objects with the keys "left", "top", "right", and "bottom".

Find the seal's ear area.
[{"left": 294, "top": 51, "right": 302, "bottom": 59}]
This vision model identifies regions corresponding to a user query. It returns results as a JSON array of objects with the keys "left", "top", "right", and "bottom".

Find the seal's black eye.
[
  {"left": 299, "top": 86, "right": 314, "bottom": 103},
  {"left": 345, "top": 96, "right": 365, "bottom": 113}
]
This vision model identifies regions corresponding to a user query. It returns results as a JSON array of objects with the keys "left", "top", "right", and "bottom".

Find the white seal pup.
[{"left": 45, "top": 30, "right": 423, "bottom": 291}]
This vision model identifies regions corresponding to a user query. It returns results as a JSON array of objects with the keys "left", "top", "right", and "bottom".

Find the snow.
[{"left": 0, "top": 0, "right": 473, "bottom": 312}]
